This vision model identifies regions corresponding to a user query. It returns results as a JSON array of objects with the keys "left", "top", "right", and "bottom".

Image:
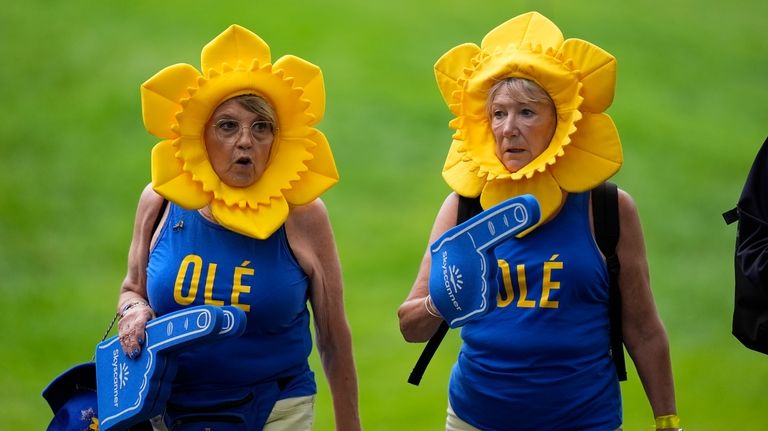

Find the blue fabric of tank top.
[
  {"left": 146, "top": 203, "right": 315, "bottom": 399},
  {"left": 449, "top": 192, "right": 621, "bottom": 430}
]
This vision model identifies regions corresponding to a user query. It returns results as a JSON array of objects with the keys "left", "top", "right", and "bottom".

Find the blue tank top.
[
  {"left": 146, "top": 203, "right": 315, "bottom": 397},
  {"left": 449, "top": 192, "right": 621, "bottom": 430}
]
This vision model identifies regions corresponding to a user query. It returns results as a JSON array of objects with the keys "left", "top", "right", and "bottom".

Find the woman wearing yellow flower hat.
[
  {"left": 115, "top": 26, "right": 360, "bottom": 430},
  {"left": 398, "top": 12, "right": 680, "bottom": 431}
]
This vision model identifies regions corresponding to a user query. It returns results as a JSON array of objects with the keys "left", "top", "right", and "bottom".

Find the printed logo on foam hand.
[
  {"left": 110, "top": 356, "right": 130, "bottom": 407},
  {"left": 441, "top": 252, "right": 464, "bottom": 312},
  {"left": 428, "top": 195, "right": 540, "bottom": 328},
  {"left": 119, "top": 363, "right": 129, "bottom": 389},
  {"left": 447, "top": 260, "right": 464, "bottom": 293},
  {"left": 95, "top": 306, "right": 247, "bottom": 431}
]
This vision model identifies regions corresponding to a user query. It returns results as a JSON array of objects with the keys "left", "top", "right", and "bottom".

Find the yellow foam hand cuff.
[
  {"left": 142, "top": 25, "right": 338, "bottom": 239},
  {"left": 435, "top": 12, "right": 623, "bottom": 229}
]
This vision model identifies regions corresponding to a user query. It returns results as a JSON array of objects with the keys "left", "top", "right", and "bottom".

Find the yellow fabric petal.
[
  {"left": 273, "top": 55, "right": 325, "bottom": 125},
  {"left": 460, "top": 118, "right": 506, "bottom": 178},
  {"left": 176, "top": 136, "right": 209, "bottom": 168},
  {"left": 176, "top": 66, "right": 308, "bottom": 139},
  {"left": 480, "top": 12, "right": 563, "bottom": 52},
  {"left": 144, "top": 25, "right": 338, "bottom": 239},
  {"left": 559, "top": 39, "right": 616, "bottom": 113},
  {"left": 201, "top": 25, "right": 270, "bottom": 75},
  {"left": 172, "top": 62, "right": 317, "bottom": 210},
  {"left": 151, "top": 139, "right": 211, "bottom": 209},
  {"left": 456, "top": 44, "right": 583, "bottom": 183},
  {"left": 205, "top": 146, "right": 306, "bottom": 209},
  {"left": 480, "top": 173, "right": 564, "bottom": 236},
  {"left": 508, "top": 108, "right": 580, "bottom": 180},
  {"left": 434, "top": 43, "right": 481, "bottom": 116},
  {"left": 549, "top": 113, "right": 622, "bottom": 191},
  {"left": 241, "top": 136, "right": 313, "bottom": 207},
  {"left": 283, "top": 130, "right": 339, "bottom": 205},
  {"left": 141, "top": 64, "right": 201, "bottom": 139},
  {"left": 443, "top": 139, "right": 465, "bottom": 172},
  {"left": 434, "top": 12, "right": 622, "bottom": 237},
  {"left": 210, "top": 197, "right": 289, "bottom": 239},
  {"left": 443, "top": 144, "right": 487, "bottom": 198}
]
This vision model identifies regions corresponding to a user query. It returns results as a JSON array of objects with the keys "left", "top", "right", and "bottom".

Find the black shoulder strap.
[
  {"left": 456, "top": 195, "right": 483, "bottom": 225},
  {"left": 152, "top": 199, "right": 169, "bottom": 235},
  {"left": 592, "top": 181, "right": 627, "bottom": 381},
  {"left": 408, "top": 195, "right": 482, "bottom": 386}
]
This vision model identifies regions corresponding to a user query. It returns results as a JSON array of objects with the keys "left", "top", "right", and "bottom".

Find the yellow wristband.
[{"left": 655, "top": 414, "right": 681, "bottom": 429}]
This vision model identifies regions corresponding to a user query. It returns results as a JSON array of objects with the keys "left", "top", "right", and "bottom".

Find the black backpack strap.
[
  {"left": 592, "top": 181, "right": 627, "bottom": 381},
  {"left": 456, "top": 194, "right": 483, "bottom": 225},
  {"left": 408, "top": 195, "right": 482, "bottom": 386},
  {"left": 152, "top": 198, "right": 169, "bottom": 235},
  {"left": 407, "top": 322, "right": 449, "bottom": 386}
]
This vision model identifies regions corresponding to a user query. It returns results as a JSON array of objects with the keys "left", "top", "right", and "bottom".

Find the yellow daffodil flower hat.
[
  {"left": 435, "top": 11, "right": 623, "bottom": 228},
  {"left": 141, "top": 25, "right": 338, "bottom": 239}
]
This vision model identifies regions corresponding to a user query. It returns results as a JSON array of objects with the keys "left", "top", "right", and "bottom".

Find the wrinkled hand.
[{"left": 117, "top": 303, "right": 155, "bottom": 359}]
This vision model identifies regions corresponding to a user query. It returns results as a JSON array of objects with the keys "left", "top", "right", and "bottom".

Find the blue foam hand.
[
  {"left": 428, "top": 195, "right": 540, "bottom": 328},
  {"left": 218, "top": 306, "right": 248, "bottom": 338},
  {"left": 142, "top": 306, "right": 248, "bottom": 422},
  {"left": 96, "top": 305, "right": 247, "bottom": 431}
]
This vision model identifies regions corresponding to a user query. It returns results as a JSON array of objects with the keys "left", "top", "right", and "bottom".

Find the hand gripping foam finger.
[
  {"left": 95, "top": 305, "right": 230, "bottom": 431},
  {"left": 429, "top": 194, "right": 540, "bottom": 328}
]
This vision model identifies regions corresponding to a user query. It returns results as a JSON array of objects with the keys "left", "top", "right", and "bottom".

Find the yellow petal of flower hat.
[
  {"left": 435, "top": 11, "right": 623, "bottom": 230},
  {"left": 141, "top": 25, "right": 338, "bottom": 239}
]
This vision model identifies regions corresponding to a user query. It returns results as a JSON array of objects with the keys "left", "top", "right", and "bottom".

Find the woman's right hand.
[{"left": 117, "top": 302, "right": 155, "bottom": 359}]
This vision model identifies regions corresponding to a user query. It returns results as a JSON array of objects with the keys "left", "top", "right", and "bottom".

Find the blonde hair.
[{"left": 486, "top": 78, "right": 555, "bottom": 118}]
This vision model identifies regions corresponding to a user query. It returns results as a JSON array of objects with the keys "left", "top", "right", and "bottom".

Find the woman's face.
[
  {"left": 490, "top": 88, "right": 557, "bottom": 173},
  {"left": 204, "top": 98, "right": 275, "bottom": 187}
]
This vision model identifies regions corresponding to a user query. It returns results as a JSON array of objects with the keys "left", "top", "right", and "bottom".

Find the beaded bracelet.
[{"left": 120, "top": 301, "right": 151, "bottom": 319}]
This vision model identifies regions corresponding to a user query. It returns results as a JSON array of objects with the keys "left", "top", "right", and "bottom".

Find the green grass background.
[{"left": 1, "top": 0, "right": 766, "bottom": 429}]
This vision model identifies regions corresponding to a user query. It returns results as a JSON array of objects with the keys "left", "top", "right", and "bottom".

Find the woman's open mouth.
[{"left": 235, "top": 157, "right": 253, "bottom": 166}]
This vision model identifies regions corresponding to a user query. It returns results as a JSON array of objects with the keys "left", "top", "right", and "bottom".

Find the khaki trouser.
[
  {"left": 150, "top": 395, "right": 315, "bottom": 431},
  {"left": 263, "top": 395, "right": 315, "bottom": 431},
  {"left": 445, "top": 402, "right": 480, "bottom": 431},
  {"left": 446, "top": 401, "right": 622, "bottom": 431}
]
